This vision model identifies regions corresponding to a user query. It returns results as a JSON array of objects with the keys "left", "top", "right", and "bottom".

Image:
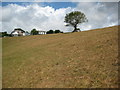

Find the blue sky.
[
  {"left": 2, "top": 2, "right": 77, "bottom": 9},
  {"left": 41, "top": 2, "right": 77, "bottom": 9}
]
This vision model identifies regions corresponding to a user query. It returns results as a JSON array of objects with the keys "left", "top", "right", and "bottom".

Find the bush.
[
  {"left": 46, "top": 30, "right": 54, "bottom": 34},
  {"left": 47, "top": 30, "right": 63, "bottom": 34},
  {"left": 31, "top": 29, "right": 39, "bottom": 35},
  {"left": 55, "top": 30, "right": 61, "bottom": 33},
  {"left": 0, "top": 32, "right": 9, "bottom": 37}
]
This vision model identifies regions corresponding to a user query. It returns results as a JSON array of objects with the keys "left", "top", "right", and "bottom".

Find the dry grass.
[{"left": 2, "top": 26, "right": 118, "bottom": 88}]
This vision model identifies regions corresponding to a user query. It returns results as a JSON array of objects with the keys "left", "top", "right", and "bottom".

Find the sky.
[{"left": 0, "top": 1, "right": 119, "bottom": 33}]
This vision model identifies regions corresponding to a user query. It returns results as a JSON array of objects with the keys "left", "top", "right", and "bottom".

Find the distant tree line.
[
  {"left": 0, "top": 28, "right": 64, "bottom": 37},
  {"left": 31, "top": 29, "right": 63, "bottom": 35}
]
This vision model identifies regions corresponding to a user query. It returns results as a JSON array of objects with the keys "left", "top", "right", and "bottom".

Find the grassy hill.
[{"left": 2, "top": 26, "right": 118, "bottom": 88}]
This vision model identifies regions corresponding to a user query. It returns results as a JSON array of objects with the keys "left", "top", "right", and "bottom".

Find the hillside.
[{"left": 2, "top": 26, "right": 118, "bottom": 88}]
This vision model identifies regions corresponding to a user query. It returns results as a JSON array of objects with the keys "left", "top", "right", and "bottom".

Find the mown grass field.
[{"left": 2, "top": 26, "right": 118, "bottom": 88}]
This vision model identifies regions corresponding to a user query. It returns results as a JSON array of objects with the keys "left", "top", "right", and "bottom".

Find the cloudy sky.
[{"left": 0, "top": 0, "right": 119, "bottom": 33}]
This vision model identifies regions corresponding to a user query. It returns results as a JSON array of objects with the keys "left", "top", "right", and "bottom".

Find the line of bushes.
[{"left": 46, "top": 30, "right": 63, "bottom": 34}]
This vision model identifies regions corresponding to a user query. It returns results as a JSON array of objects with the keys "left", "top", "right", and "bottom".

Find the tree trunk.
[{"left": 73, "top": 25, "right": 77, "bottom": 32}]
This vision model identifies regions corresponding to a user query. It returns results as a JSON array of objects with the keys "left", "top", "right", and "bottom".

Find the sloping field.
[{"left": 2, "top": 26, "right": 118, "bottom": 88}]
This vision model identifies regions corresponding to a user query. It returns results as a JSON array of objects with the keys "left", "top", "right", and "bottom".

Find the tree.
[
  {"left": 31, "top": 29, "right": 39, "bottom": 35},
  {"left": 64, "top": 11, "right": 88, "bottom": 32},
  {"left": 0, "top": 32, "right": 9, "bottom": 37},
  {"left": 46, "top": 30, "right": 54, "bottom": 34},
  {"left": 55, "top": 30, "right": 61, "bottom": 33},
  {"left": 55, "top": 30, "right": 63, "bottom": 33}
]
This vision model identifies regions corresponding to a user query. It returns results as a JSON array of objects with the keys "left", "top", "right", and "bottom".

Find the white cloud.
[
  {"left": 1, "top": 2, "right": 118, "bottom": 33},
  {"left": 74, "top": 2, "right": 118, "bottom": 31},
  {"left": 1, "top": 4, "right": 73, "bottom": 33}
]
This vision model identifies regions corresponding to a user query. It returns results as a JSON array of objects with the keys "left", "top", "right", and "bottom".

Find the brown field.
[{"left": 2, "top": 26, "right": 119, "bottom": 88}]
